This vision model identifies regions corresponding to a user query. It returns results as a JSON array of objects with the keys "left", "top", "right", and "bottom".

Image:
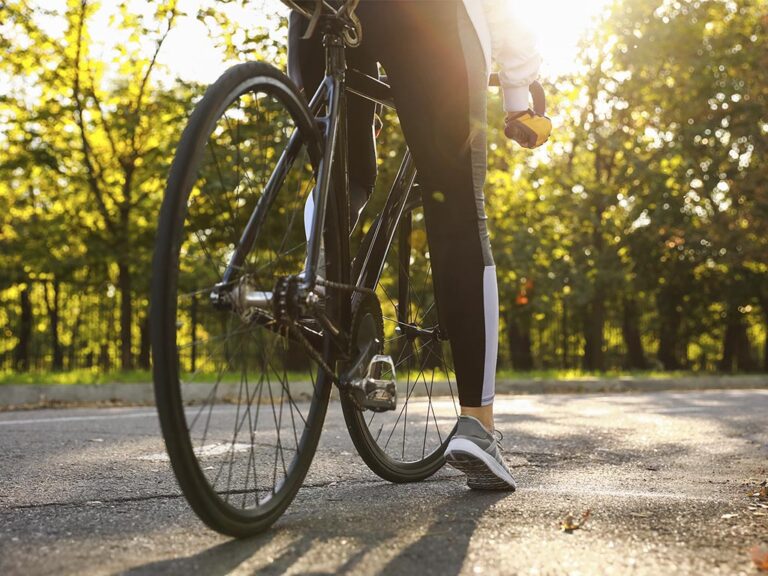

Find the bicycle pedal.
[{"left": 350, "top": 354, "right": 397, "bottom": 412}]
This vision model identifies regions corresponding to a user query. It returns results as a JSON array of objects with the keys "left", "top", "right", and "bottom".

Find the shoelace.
[{"left": 492, "top": 429, "right": 507, "bottom": 455}]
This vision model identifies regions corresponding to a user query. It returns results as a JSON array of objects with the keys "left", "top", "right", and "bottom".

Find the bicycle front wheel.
[{"left": 151, "top": 62, "right": 337, "bottom": 536}]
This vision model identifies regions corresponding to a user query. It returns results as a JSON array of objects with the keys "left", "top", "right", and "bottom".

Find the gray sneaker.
[{"left": 444, "top": 416, "right": 516, "bottom": 491}]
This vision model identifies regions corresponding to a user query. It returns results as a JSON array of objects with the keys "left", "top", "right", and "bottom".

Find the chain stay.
[{"left": 271, "top": 277, "right": 376, "bottom": 387}]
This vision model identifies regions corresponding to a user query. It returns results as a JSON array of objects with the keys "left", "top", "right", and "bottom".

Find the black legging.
[{"left": 289, "top": 0, "right": 499, "bottom": 407}]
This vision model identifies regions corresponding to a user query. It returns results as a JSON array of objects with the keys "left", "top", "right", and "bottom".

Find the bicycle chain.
[
  {"left": 286, "top": 319, "right": 340, "bottom": 386},
  {"left": 275, "top": 278, "right": 378, "bottom": 388},
  {"left": 315, "top": 278, "right": 375, "bottom": 296}
]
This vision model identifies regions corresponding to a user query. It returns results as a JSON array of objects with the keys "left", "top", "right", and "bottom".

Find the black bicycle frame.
[
  {"left": 218, "top": 19, "right": 418, "bottom": 360},
  {"left": 301, "top": 28, "right": 418, "bottom": 299}
]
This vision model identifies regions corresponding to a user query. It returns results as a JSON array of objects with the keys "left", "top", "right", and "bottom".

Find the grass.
[
  {"left": 0, "top": 370, "right": 154, "bottom": 386},
  {"left": 494, "top": 369, "right": 698, "bottom": 381},
  {"left": 0, "top": 368, "right": 747, "bottom": 386},
  {"left": 0, "top": 369, "right": 317, "bottom": 386}
]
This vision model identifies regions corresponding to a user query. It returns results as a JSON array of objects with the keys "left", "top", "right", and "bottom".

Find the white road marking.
[
  {"left": 137, "top": 443, "right": 254, "bottom": 462},
  {"left": 136, "top": 451, "right": 171, "bottom": 462},
  {"left": 525, "top": 485, "right": 721, "bottom": 502},
  {"left": 0, "top": 411, "right": 158, "bottom": 427},
  {"left": 0, "top": 405, "right": 253, "bottom": 427},
  {"left": 655, "top": 407, "right": 709, "bottom": 414}
]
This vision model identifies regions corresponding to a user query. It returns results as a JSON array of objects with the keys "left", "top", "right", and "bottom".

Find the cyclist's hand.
[{"left": 504, "top": 109, "right": 552, "bottom": 149}]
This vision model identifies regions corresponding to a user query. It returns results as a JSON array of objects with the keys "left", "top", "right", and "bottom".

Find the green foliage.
[
  {"left": 1, "top": 0, "right": 201, "bottom": 370},
  {"left": 486, "top": 0, "right": 767, "bottom": 371},
  {"left": 0, "top": 0, "right": 765, "bottom": 376}
]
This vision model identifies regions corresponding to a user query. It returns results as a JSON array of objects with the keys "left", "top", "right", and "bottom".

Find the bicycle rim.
[{"left": 151, "top": 62, "right": 336, "bottom": 536}]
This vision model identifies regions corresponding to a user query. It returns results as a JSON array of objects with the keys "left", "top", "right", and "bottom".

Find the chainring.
[
  {"left": 342, "top": 291, "right": 385, "bottom": 404},
  {"left": 351, "top": 292, "right": 383, "bottom": 357}
]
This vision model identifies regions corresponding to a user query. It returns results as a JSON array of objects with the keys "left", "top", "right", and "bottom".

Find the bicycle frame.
[
  {"left": 302, "top": 27, "right": 418, "bottom": 299},
  {"left": 303, "top": 29, "right": 420, "bottom": 351},
  {"left": 216, "top": 16, "right": 418, "bottom": 366}
]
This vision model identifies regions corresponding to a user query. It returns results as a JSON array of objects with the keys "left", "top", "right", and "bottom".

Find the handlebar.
[{"left": 281, "top": 0, "right": 362, "bottom": 46}]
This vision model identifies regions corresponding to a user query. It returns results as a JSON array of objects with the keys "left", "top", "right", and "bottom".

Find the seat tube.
[{"left": 304, "top": 32, "right": 347, "bottom": 289}]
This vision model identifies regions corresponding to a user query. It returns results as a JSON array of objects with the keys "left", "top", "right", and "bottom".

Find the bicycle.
[{"left": 151, "top": 0, "right": 545, "bottom": 537}]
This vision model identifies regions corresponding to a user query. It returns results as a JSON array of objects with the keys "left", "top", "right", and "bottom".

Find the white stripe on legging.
[{"left": 482, "top": 265, "right": 499, "bottom": 405}]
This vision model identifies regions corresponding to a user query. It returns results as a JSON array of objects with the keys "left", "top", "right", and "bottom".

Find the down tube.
[
  {"left": 221, "top": 120, "right": 314, "bottom": 286},
  {"left": 355, "top": 150, "right": 417, "bottom": 292}
]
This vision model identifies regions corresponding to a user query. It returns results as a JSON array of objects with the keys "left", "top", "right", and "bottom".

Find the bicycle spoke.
[
  {"left": 382, "top": 338, "right": 431, "bottom": 450},
  {"left": 223, "top": 107, "right": 261, "bottom": 209},
  {"left": 196, "top": 331, "right": 246, "bottom": 453},
  {"left": 161, "top": 79, "right": 332, "bottom": 525},
  {"left": 354, "top": 202, "right": 459, "bottom": 468},
  {"left": 205, "top": 139, "right": 241, "bottom": 239},
  {"left": 422, "top": 345, "right": 444, "bottom": 452},
  {"left": 241, "top": 366, "right": 262, "bottom": 509}
]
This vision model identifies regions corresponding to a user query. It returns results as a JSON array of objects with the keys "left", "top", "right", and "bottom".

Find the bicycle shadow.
[
  {"left": 121, "top": 537, "right": 262, "bottom": 576},
  {"left": 120, "top": 479, "right": 510, "bottom": 576}
]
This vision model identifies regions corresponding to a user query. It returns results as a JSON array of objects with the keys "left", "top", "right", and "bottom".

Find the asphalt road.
[{"left": 1, "top": 390, "right": 766, "bottom": 575}]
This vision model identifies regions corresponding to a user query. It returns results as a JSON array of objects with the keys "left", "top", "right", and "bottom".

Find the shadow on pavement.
[
  {"left": 375, "top": 490, "right": 507, "bottom": 576},
  {"left": 120, "top": 481, "right": 509, "bottom": 576},
  {"left": 121, "top": 537, "right": 262, "bottom": 576}
]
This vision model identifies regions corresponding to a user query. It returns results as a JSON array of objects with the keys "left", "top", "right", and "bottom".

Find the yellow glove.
[{"left": 504, "top": 109, "right": 552, "bottom": 149}]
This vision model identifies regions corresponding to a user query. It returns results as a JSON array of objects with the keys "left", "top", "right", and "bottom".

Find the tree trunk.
[
  {"left": 118, "top": 261, "right": 133, "bottom": 370},
  {"left": 68, "top": 303, "right": 84, "bottom": 370},
  {"left": 561, "top": 297, "right": 569, "bottom": 369},
  {"left": 720, "top": 316, "right": 736, "bottom": 372},
  {"left": 13, "top": 285, "right": 32, "bottom": 372},
  {"left": 720, "top": 304, "right": 757, "bottom": 372},
  {"left": 734, "top": 320, "right": 756, "bottom": 372},
  {"left": 138, "top": 314, "right": 150, "bottom": 370},
  {"left": 99, "top": 343, "right": 111, "bottom": 372},
  {"left": 657, "top": 286, "right": 682, "bottom": 370},
  {"left": 582, "top": 295, "right": 606, "bottom": 372},
  {"left": 719, "top": 304, "right": 755, "bottom": 372},
  {"left": 507, "top": 310, "right": 534, "bottom": 371},
  {"left": 190, "top": 294, "right": 198, "bottom": 373},
  {"left": 764, "top": 314, "right": 768, "bottom": 373},
  {"left": 758, "top": 296, "right": 768, "bottom": 372},
  {"left": 44, "top": 279, "right": 64, "bottom": 371},
  {"left": 622, "top": 297, "right": 647, "bottom": 370}
]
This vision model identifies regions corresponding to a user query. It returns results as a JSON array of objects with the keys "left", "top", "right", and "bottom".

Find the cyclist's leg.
[
  {"left": 357, "top": 0, "right": 498, "bottom": 428},
  {"left": 288, "top": 13, "right": 378, "bottom": 228}
]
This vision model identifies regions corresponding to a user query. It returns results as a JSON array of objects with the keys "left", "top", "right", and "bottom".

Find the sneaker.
[{"left": 444, "top": 416, "right": 516, "bottom": 491}]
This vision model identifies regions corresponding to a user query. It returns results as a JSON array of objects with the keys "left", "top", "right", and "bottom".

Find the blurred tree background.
[{"left": 0, "top": 0, "right": 765, "bottom": 377}]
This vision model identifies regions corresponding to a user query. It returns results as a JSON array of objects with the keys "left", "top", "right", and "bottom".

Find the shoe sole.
[{"left": 444, "top": 438, "right": 517, "bottom": 491}]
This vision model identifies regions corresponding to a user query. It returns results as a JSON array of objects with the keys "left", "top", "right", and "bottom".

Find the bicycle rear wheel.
[
  {"left": 342, "top": 194, "right": 460, "bottom": 482},
  {"left": 151, "top": 62, "right": 338, "bottom": 536}
]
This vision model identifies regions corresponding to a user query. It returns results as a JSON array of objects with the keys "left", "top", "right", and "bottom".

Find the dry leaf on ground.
[
  {"left": 560, "top": 509, "right": 592, "bottom": 533},
  {"left": 746, "top": 479, "right": 767, "bottom": 501},
  {"left": 751, "top": 545, "right": 768, "bottom": 572}
]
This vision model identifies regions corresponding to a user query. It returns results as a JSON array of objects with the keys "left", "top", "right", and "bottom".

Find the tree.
[{"left": 1, "top": 0, "right": 195, "bottom": 369}]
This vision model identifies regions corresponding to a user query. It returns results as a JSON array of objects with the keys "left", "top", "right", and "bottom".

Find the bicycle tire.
[
  {"left": 151, "top": 61, "right": 338, "bottom": 537},
  {"left": 341, "top": 202, "right": 460, "bottom": 483}
]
